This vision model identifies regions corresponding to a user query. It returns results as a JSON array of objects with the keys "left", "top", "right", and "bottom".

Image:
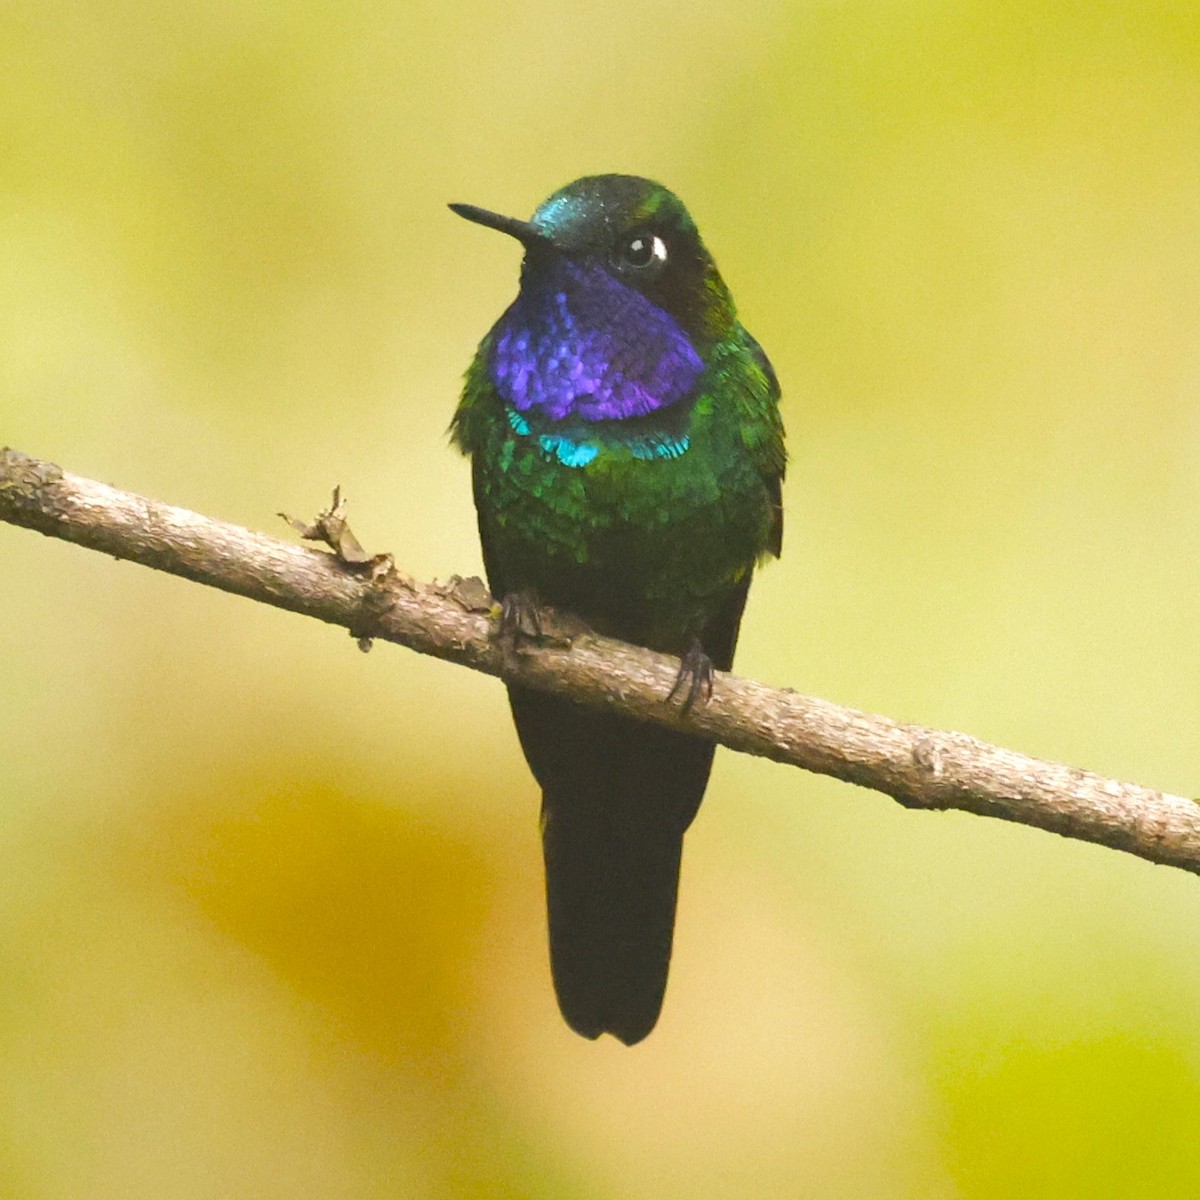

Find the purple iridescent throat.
[{"left": 488, "top": 259, "right": 703, "bottom": 423}]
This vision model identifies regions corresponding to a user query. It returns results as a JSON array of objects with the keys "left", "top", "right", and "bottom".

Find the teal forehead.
[
  {"left": 529, "top": 177, "right": 696, "bottom": 243},
  {"left": 531, "top": 191, "right": 586, "bottom": 234}
]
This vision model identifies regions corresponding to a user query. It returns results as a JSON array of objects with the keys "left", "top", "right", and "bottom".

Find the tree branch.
[{"left": 3, "top": 446, "right": 1197, "bottom": 874}]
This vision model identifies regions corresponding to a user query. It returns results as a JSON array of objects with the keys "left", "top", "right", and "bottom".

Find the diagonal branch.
[{"left": 3, "top": 445, "right": 1198, "bottom": 874}]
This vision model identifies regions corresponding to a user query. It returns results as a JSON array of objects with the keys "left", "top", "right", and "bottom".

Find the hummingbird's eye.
[{"left": 619, "top": 231, "right": 667, "bottom": 270}]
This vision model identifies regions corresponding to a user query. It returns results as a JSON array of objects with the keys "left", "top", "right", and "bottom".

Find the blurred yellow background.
[{"left": 3, "top": 2, "right": 1200, "bottom": 1196}]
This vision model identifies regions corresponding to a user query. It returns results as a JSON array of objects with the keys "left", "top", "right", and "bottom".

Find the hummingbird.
[{"left": 450, "top": 175, "right": 785, "bottom": 1044}]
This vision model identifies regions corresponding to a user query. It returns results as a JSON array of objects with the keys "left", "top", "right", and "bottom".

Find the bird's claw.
[
  {"left": 667, "top": 638, "right": 715, "bottom": 715},
  {"left": 498, "top": 591, "right": 544, "bottom": 650}
]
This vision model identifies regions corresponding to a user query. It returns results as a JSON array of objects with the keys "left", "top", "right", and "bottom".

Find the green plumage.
[
  {"left": 453, "top": 332, "right": 783, "bottom": 649},
  {"left": 450, "top": 176, "right": 785, "bottom": 1043}
]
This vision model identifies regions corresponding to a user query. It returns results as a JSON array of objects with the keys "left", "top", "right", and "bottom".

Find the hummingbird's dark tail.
[{"left": 512, "top": 688, "right": 715, "bottom": 1045}]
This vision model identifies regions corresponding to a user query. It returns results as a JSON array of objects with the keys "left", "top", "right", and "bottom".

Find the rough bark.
[{"left": 3, "top": 446, "right": 1198, "bottom": 875}]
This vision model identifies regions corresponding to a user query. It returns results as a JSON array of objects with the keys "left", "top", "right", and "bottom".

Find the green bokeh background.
[{"left": 4, "top": 3, "right": 1200, "bottom": 1196}]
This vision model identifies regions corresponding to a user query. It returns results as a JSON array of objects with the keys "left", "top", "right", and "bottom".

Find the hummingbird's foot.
[
  {"left": 495, "top": 593, "right": 591, "bottom": 667},
  {"left": 497, "top": 590, "right": 544, "bottom": 650},
  {"left": 667, "top": 638, "right": 715, "bottom": 715}
]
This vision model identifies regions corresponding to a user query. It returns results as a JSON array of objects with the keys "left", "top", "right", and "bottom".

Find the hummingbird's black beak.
[{"left": 449, "top": 203, "right": 551, "bottom": 249}]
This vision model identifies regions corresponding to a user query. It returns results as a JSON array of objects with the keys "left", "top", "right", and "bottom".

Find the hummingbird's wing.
[{"left": 741, "top": 327, "right": 785, "bottom": 560}]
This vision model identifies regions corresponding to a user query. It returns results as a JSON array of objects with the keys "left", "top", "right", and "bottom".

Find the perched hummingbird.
[{"left": 450, "top": 175, "right": 785, "bottom": 1044}]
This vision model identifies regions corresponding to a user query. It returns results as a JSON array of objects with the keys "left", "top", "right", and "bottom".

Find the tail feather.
[
  {"left": 511, "top": 687, "right": 716, "bottom": 1044},
  {"left": 485, "top": 556, "right": 752, "bottom": 1042},
  {"left": 541, "top": 782, "right": 687, "bottom": 1043}
]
